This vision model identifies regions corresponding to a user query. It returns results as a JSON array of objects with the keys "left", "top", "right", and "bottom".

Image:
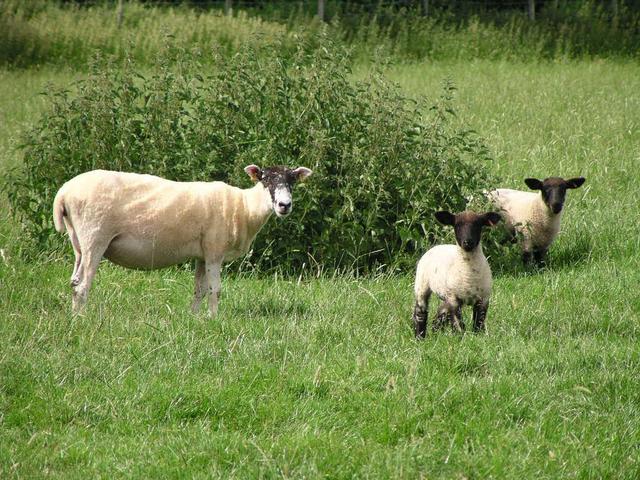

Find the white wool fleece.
[
  {"left": 489, "top": 188, "right": 562, "bottom": 252},
  {"left": 414, "top": 244, "right": 492, "bottom": 308}
]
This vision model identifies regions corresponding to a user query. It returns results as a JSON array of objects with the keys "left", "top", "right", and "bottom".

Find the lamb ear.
[
  {"left": 565, "top": 177, "right": 585, "bottom": 189},
  {"left": 244, "top": 164, "right": 263, "bottom": 182},
  {"left": 434, "top": 211, "right": 456, "bottom": 226},
  {"left": 483, "top": 212, "right": 502, "bottom": 227},
  {"left": 524, "top": 178, "right": 543, "bottom": 190},
  {"left": 292, "top": 167, "right": 313, "bottom": 182}
]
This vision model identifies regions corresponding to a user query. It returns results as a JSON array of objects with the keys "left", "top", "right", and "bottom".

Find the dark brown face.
[
  {"left": 435, "top": 210, "right": 502, "bottom": 252},
  {"left": 525, "top": 176, "right": 586, "bottom": 214},
  {"left": 244, "top": 165, "right": 313, "bottom": 217}
]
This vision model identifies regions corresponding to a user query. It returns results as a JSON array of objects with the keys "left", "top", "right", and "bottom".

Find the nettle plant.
[{"left": 5, "top": 37, "right": 495, "bottom": 274}]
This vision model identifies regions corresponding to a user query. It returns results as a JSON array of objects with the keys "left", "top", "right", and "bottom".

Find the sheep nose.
[
  {"left": 462, "top": 240, "right": 474, "bottom": 250},
  {"left": 551, "top": 204, "right": 562, "bottom": 214},
  {"left": 278, "top": 201, "right": 291, "bottom": 210}
]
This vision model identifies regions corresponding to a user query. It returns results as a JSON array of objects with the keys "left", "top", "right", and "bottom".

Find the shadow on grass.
[
  {"left": 549, "top": 233, "right": 595, "bottom": 270},
  {"left": 490, "top": 232, "right": 595, "bottom": 279}
]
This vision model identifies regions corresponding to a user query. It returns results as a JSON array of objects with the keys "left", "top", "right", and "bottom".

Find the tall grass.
[
  {"left": 0, "top": 1, "right": 291, "bottom": 68},
  {"left": 1, "top": 1, "right": 639, "bottom": 68},
  {"left": 340, "top": 2, "right": 640, "bottom": 61}
]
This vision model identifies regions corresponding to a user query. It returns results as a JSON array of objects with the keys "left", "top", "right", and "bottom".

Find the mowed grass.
[{"left": 1, "top": 61, "right": 640, "bottom": 478}]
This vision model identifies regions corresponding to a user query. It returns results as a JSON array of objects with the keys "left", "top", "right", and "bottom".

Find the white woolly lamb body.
[
  {"left": 489, "top": 188, "right": 562, "bottom": 252},
  {"left": 414, "top": 244, "right": 492, "bottom": 307}
]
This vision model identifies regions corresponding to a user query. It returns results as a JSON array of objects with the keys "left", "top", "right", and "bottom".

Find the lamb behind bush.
[
  {"left": 412, "top": 210, "right": 501, "bottom": 338},
  {"left": 488, "top": 176, "right": 585, "bottom": 266},
  {"left": 52, "top": 165, "right": 312, "bottom": 314}
]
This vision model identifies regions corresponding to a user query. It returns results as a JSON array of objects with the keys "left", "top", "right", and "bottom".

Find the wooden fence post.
[
  {"left": 225, "top": 0, "right": 233, "bottom": 16},
  {"left": 421, "top": 0, "right": 429, "bottom": 17},
  {"left": 318, "top": 0, "right": 325, "bottom": 22},
  {"left": 527, "top": 0, "right": 535, "bottom": 21},
  {"left": 116, "top": 0, "right": 124, "bottom": 28}
]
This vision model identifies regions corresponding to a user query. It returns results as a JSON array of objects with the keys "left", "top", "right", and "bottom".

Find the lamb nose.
[{"left": 278, "top": 201, "right": 291, "bottom": 208}]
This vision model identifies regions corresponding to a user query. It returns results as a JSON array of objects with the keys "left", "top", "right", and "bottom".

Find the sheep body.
[
  {"left": 415, "top": 244, "right": 492, "bottom": 308},
  {"left": 412, "top": 210, "right": 500, "bottom": 337},
  {"left": 53, "top": 166, "right": 311, "bottom": 314},
  {"left": 488, "top": 188, "right": 561, "bottom": 253},
  {"left": 54, "top": 170, "right": 271, "bottom": 269}
]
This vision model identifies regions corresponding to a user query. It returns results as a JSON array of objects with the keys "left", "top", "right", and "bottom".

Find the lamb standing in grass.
[
  {"left": 412, "top": 210, "right": 501, "bottom": 338},
  {"left": 52, "top": 165, "right": 312, "bottom": 315},
  {"left": 488, "top": 176, "right": 585, "bottom": 266}
]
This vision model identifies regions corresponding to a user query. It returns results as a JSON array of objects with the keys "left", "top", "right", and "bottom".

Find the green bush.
[{"left": 4, "top": 38, "right": 494, "bottom": 273}]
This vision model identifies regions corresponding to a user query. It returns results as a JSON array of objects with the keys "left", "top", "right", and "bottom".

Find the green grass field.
[{"left": 2, "top": 58, "right": 639, "bottom": 477}]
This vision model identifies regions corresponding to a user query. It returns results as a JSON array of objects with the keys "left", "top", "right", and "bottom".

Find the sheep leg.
[
  {"left": 450, "top": 304, "right": 465, "bottom": 333},
  {"left": 190, "top": 260, "right": 207, "bottom": 313},
  {"left": 67, "top": 220, "right": 83, "bottom": 286},
  {"left": 433, "top": 302, "right": 450, "bottom": 332},
  {"left": 500, "top": 227, "right": 517, "bottom": 245},
  {"left": 72, "top": 241, "right": 108, "bottom": 313},
  {"left": 472, "top": 300, "right": 489, "bottom": 333},
  {"left": 412, "top": 289, "right": 430, "bottom": 339},
  {"left": 205, "top": 257, "right": 223, "bottom": 317},
  {"left": 522, "top": 250, "right": 533, "bottom": 265},
  {"left": 533, "top": 248, "right": 547, "bottom": 267},
  {"left": 71, "top": 253, "right": 83, "bottom": 286},
  {"left": 70, "top": 240, "right": 83, "bottom": 286}
]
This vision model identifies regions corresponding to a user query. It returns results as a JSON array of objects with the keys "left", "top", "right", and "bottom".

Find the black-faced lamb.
[
  {"left": 412, "top": 210, "right": 501, "bottom": 338},
  {"left": 52, "top": 165, "right": 312, "bottom": 314},
  {"left": 488, "top": 176, "right": 585, "bottom": 266}
]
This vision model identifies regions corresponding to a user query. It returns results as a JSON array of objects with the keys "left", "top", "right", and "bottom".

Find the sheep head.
[
  {"left": 435, "top": 210, "right": 502, "bottom": 252},
  {"left": 524, "top": 176, "right": 586, "bottom": 215},
  {"left": 244, "top": 165, "right": 313, "bottom": 217}
]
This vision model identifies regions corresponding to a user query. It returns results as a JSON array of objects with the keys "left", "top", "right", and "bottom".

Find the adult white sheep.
[
  {"left": 52, "top": 165, "right": 313, "bottom": 314},
  {"left": 488, "top": 176, "right": 585, "bottom": 266},
  {"left": 412, "top": 210, "right": 501, "bottom": 338}
]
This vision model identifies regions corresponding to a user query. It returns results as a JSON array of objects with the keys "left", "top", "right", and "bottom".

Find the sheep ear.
[
  {"left": 292, "top": 167, "right": 313, "bottom": 182},
  {"left": 483, "top": 212, "right": 502, "bottom": 227},
  {"left": 524, "top": 178, "right": 543, "bottom": 190},
  {"left": 435, "top": 211, "right": 456, "bottom": 226},
  {"left": 244, "top": 164, "right": 263, "bottom": 182},
  {"left": 565, "top": 177, "right": 585, "bottom": 189}
]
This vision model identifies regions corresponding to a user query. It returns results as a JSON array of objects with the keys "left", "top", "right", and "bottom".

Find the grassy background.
[
  {"left": 2, "top": 7, "right": 640, "bottom": 480},
  {"left": 2, "top": 1, "right": 639, "bottom": 68}
]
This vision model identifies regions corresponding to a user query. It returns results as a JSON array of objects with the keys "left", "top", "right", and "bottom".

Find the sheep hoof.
[
  {"left": 452, "top": 322, "right": 465, "bottom": 333},
  {"left": 414, "top": 324, "right": 427, "bottom": 339}
]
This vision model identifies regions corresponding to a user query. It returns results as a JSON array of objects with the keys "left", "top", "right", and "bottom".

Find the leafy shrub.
[{"left": 4, "top": 38, "right": 494, "bottom": 274}]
